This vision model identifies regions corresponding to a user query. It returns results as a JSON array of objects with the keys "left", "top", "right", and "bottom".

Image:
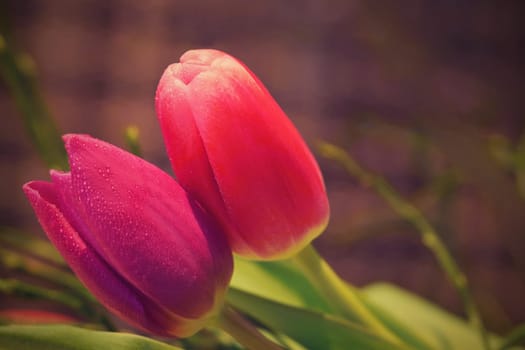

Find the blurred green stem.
[
  {"left": 0, "top": 276, "right": 115, "bottom": 331},
  {"left": 0, "top": 248, "right": 92, "bottom": 301},
  {"left": 499, "top": 323, "right": 525, "bottom": 350},
  {"left": 0, "top": 278, "right": 82, "bottom": 312},
  {"left": 0, "top": 230, "right": 117, "bottom": 331},
  {"left": 292, "top": 245, "right": 404, "bottom": 347},
  {"left": 317, "top": 141, "right": 490, "bottom": 350},
  {"left": 0, "top": 35, "right": 67, "bottom": 169},
  {"left": 514, "top": 133, "right": 525, "bottom": 199},
  {"left": 217, "top": 306, "right": 283, "bottom": 350}
]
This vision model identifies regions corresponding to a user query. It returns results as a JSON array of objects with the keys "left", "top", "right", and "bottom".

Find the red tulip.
[
  {"left": 23, "top": 134, "right": 233, "bottom": 337},
  {"left": 155, "top": 49, "right": 330, "bottom": 260}
]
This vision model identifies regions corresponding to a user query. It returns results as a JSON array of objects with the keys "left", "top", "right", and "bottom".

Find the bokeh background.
[{"left": 1, "top": 0, "right": 524, "bottom": 335}]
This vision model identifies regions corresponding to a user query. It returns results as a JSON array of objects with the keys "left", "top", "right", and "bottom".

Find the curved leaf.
[
  {"left": 231, "top": 257, "right": 331, "bottom": 312},
  {"left": 227, "top": 287, "right": 409, "bottom": 350},
  {"left": 362, "top": 283, "right": 507, "bottom": 350},
  {"left": 0, "top": 325, "right": 181, "bottom": 350}
]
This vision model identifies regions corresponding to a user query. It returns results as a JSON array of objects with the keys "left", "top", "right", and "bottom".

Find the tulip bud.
[
  {"left": 155, "top": 49, "right": 330, "bottom": 260},
  {"left": 23, "top": 134, "right": 233, "bottom": 337}
]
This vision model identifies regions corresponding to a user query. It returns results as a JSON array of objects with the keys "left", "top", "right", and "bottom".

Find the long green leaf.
[
  {"left": 227, "top": 287, "right": 409, "bottom": 350},
  {"left": 0, "top": 325, "right": 181, "bottom": 350},
  {"left": 362, "top": 283, "right": 509, "bottom": 350},
  {"left": 232, "top": 256, "right": 513, "bottom": 350},
  {"left": 231, "top": 257, "right": 331, "bottom": 312},
  {"left": 232, "top": 258, "right": 428, "bottom": 349}
]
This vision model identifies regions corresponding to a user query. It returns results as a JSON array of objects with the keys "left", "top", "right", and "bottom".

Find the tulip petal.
[
  {"left": 155, "top": 70, "right": 241, "bottom": 249},
  {"left": 156, "top": 50, "right": 329, "bottom": 259},
  {"left": 23, "top": 181, "right": 201, "bottom": 336},
  {"left": 63, "top": 134, "right": 232, "bottom": 319},
  {"left": 191, "top": 68, "right": 328, "bottom": 257},
  {"left": 180, "top": 49, "right": 226, "bottom": 66}
]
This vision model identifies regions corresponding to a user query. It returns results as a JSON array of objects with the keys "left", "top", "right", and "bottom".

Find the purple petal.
[
  {"left": 23, "top": 181, "right": 204, "bottom": 336},
  {"left": 63, "top": 134, "right": 232, "bottom": 319}
]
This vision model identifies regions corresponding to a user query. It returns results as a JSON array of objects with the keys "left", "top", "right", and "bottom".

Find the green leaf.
[
  {"left": 0, "top": 278, "right": 87, "bottom": 313},
  {"left": 362, "top": 283, "right": 508, "bottom": 350},
  {"left": 0, "top": 227, "right": 65, "bottom": 266},
  {"left": 227, "top": 287, "right": 409, "bottom": 350},
  {"left": 0, "top": 248, "right": 92, "bottom": 301},
  {"left": 231, "top": 257, "right": 405, "bottom": 347},
  {"left": 231, "top": 257, "right": 331, "bottom": 312},
  {"left": 231, "top": 257, "right": 516, "bottom": 350},
  {"left": 499, "top": 324, "right": 525, "bottom": 350},
  {"left": 0, "top": 324, "right": 182, "bottom": 350}
]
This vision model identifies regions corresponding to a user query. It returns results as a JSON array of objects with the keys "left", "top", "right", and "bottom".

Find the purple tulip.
[
  {"left": 155, "top": 49, "right": 330, "bottom": 260},
  {"left": 23, "top": 134, "right": 233, "bottom": 337}
]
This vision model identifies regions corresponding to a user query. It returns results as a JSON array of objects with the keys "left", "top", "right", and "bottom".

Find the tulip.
[
  {"left": 23, "top": 134, "right": 233, "bottom": 337},
  {"left": 155, "top": 49, "right": 330, "bottom": 260}
]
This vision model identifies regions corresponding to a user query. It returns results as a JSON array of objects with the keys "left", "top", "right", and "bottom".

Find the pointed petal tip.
[
  {"left": 180, "top": 49, "right": 226, "bottom": 66},
  {"left": 160, "top": 60, "right": 207, "bottom": 87},
  {"left": 62, "top": 134, "right": 114, "bottom": 168},
  {"left": 62, "top": 134, "right": 93, "bottom": 147},
  {"left": 22, "top": 181, "right": 38, "bottom": 197},
  {"left": 50, "top": 169, "right": 71, "bottom": 185},
  {"left": 62, "top": 133, "right": 80, "bottom": 144},
  {"left": 22, "top": 180, "right": 50, "bottom": 196},
  {"left": 22, "top": 180, "right": 59, "bottom": 211},
  {"left": 63, "top": 134, "right": 80, "bottom": 155},
  {"left": 158, "top": 65, "right": 187, "bottom": 90},
  {"left": 49, "top": 169, "right": 67, "bottom": 176}
]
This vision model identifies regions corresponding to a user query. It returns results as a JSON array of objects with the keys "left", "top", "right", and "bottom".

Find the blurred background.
[{"left": 1, "top": 0, "right": 524, "bottom": 335}]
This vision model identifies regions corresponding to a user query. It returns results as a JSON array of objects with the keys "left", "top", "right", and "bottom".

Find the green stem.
[
  {"left": 292, "top": 245, "right": 403, "bottom": 347},
  {"left": 0, "top": 248, "right": 90, "bottom": 299},
  {"left": 498, "top": 323, "right": 525, "bottom": 350},
  {"left": 0, "top": 34, "right": 67, "bottom": 169},
  {"left": 318, "top": 141, "right": 490, "bottom": 350},
  {"left": 0, "top": 278, "right": 83, "bottom": 312},
  {"left": 216, "top": 306, "right": 283, "bottom": 350},
  {"left": 0, "top": 227, "right": 67, "bottom": 271},
  {"left": 0, "top": 251, "right": 117, "bottom": 331}
]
